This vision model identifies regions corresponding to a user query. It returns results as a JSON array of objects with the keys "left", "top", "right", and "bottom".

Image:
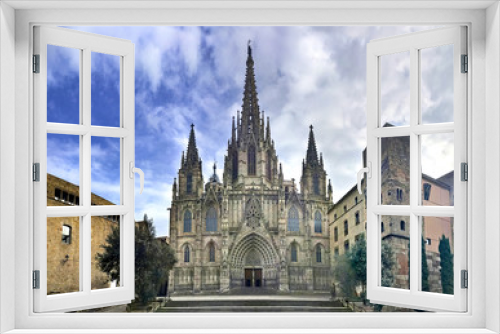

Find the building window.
[
  {"left": 344, "top": 220, "right": 348, "bottom": 236},
  {"left": 314, "top": 211, "right": 322, "bottom": 233},
  {"left": 426, "top": 238, "right": 432, "bottom": 245},
  {"left": 423, "top": 182, "right": 432, "bottom": 201},
  {"left": 355, "top": 211, "right": 360, "bottom": 225},
  {"left": 344, "top": 240, "right": 350, "bottom": 252},
  {"left": 232, "top": 151, "right": 238, "bottom": 181},
  {"left": 206, "top": 207, "right": 218, "bottom": 232},
  {"left": 316, "top": 244, "right": 322, "bottom": 263},
  {"left": 62, "top": 225, "right": 72, "bottom": 244},
  {"left": 400, "top": 220, "right": 406, "bottom": 231},
  {"left": 62, "top": 191, "right": 68, "bottom": 202},
  {"left": 287, "top": 206, "right": 299, "bottom": 232},
  {"left": 397, "top": 188, "right": 403, "bottom": 201},
  {"left": 248, "top": 145, "right": 256, "bottom": 175},
  {"left": 184, "top": 245, "right": 190, "bottom": 263},
  {"left": 334, "top": 213, "right": 337, "bottom": 220},
  {"left": 343, "top": 205, "right": 347, "bottom": 212},
  {"left": 183, "top": 210, "right": 192, "bottom": 233},
  {"left": 334, "top": 247, "right": 339, "bottom": 257},
  {"left": 54, "top": 188, "right": 61, "bottom": 200},
  {"left": 313, "top": 173, "right": 320, "bottom": 195},
  {"left": 209, "top": 243, "right": 215, "bottom": 262},
  {"left": 355, "top": 196, "right": 358, "bottom": 205},
  {"left": 291, "top": 243, "right": 298, "bottom": 262},
  {"left": 186, "top": 173, "right": 193, "bottom": 194},
  {"left": 334, "top": 227, "right": 338, "bottom": 242},
  {"left": 381, "top": 222, "right": 385, "bottom": 233}
]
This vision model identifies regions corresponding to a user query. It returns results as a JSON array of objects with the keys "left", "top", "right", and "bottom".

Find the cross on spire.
[{"left": 185, "top": 123, "right": 199, "bottom": 167}]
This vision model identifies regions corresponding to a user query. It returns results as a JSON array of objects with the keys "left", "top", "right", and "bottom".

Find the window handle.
[
  {"left": 129, "top": 161, "right": 145, "bottom": 194},
  {"left": 357, "top": 162, "right": 371, "bottom": 194}
]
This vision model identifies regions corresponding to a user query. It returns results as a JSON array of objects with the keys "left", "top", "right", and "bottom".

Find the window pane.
[
  {"left": 92, "top": 215, "right": 120, "bottom": 290},
  {"left": 47, "top": 134, "right": 80, "bottom": 206},
  {"left": 381, "top": 136, "right": 410, "bottom": 205},
  {"left": 420, "top": 45, "right": 454, "bottom": 124},
  {"left": 91, "top": 52, "right": 121, "bottom": 127},
  {"left": 47, "top": 216, "right": 80, "bottom": 294},
  {"left": 47, "top": 45, "right": 80, "bottom": 124},
  {"left": 91, "top": 136, "right": 121, "bottom": 206},
  {"left": 421, "top": 133, "right": 454, "bottom": 206},
  {"left": 420, "top": 216, "right": 454, "bottom": 294},
  {"left": 380, "top": 51, "right": 410, "bottom": 127},
  {"left": 381, "top": 215, "right": 410, "bottom": 290}
]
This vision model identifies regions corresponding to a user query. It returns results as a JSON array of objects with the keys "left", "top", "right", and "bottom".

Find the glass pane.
[
  {"left": 47, "top": 216, "right": 80, "bottom": 294},
  {"left": 91, "top": 136, "right": 121, "bottom": 206},
  {"left": 380, "top": 51, "right": 410, "bottom": 127},
  {"left": 420, "top": 216, "right": 454, "bottom": 294},
  {"left": 91, "top": 52, "right": 121, "bottom": 127},
  {"left": 421, "top": 45, "right": 454, "bottom": 124},
  {"left": 421, "top": 133, "right": 454, "bottom": 206},
  {"left": 92, "top": 215, "right": 120, "bottom": 290},
  {"left": 380, "top": 136, "right": 410, "bottom": 205},
  {"left": 47, "top": 134, "right": 80, "bottom": 206},
  {"left": 47, "top": 45, "right": 80, "bottom": 124},
  {"left": 380, "top": 215, "right": 410, "bottom": 290}
]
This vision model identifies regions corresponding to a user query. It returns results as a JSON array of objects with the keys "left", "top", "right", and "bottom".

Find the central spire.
[
  {"left": 306, "top": 125, "right": 319, "bottom": 166},
  {"left": 239, "top": 40, "right": 261, "bottom": 145},
  {"left": 185, "top": 123, "right": 200, "bottom": 167}
]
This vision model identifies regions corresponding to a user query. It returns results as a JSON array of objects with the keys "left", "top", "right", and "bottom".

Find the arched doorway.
[{"left": 228, "top": 233, "right": 279, "bottom": 289}]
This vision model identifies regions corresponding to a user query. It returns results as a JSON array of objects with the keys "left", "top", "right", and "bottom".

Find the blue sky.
[{"left": 47, "top": 26, "right": 454, "bottom": 237}]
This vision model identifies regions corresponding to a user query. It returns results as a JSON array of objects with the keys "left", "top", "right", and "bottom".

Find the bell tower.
[
  {"left": 300, "top": 125, "right": 328, "bottom": 199},
  {"left": 178, "top": 124, "right": 204, "bottom": 197}
]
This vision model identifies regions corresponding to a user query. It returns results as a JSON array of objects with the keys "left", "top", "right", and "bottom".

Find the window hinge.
[
  {"left": 461, "top": 270, "right": 468, "bottom": 289},
  {"left": 461, "top": 54, "right": 468, "bottom": 73},
  {"left": 33, "top": 270, "right": 40, "bottom": 289},
  {"left": 33, "top": 54, "right": 40, "bottom": 73},
  {"left": 33, "top": 163, "right": 40, "bottom": 182},
  {"left": 461, "top": 162, "right": 468, "bottom": 181}
]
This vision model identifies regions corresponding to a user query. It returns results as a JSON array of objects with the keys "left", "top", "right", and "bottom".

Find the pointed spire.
[
  {"left": 328, "top": 179, "right": 332, "bottom": 194},
  {"left": 240, "top": 41, "right": 261, "bottom": 143},
  {"left": 306, "top": 125, "right": 319, "bottom": 166},
  {"left": 172, "top": 178, "right": 177, "bottom": 198},
  {"left": 266, "top": 116, "right": 271, "bottom": 142},
  {"left": 320, "top": 153, "right": 324, "bottom": 167},
  {"left": 186, "top": 124, "right": 199, "bottom": 167},
  {"left": 181, "top": 151, "right": 185, "bottom": 167},
  {"left": 232, "top": 116, "right": 236, "bottom": 145}
]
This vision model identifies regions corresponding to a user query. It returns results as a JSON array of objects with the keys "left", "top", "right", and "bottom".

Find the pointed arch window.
[
  {"left": 248, "top": 145, "right": 256, "bottom": 175},
  {"left": 314, "top": 211, "right": 322, "bottom": 233},
  {"left": 266, "top": 150, "right": 272, "bottom": 179},
  {"left": 313, "top": 173, "right": 320, "bottom": 195},
  {"left": 206, "top": 207, "right": 218, "bottom": 232},
  {"left": 291, "top": 243, "right": 298, "bottom": 262},
  {"left": 184, "top": 245, "right": 190, "bottom": 263},
  {"left": 287, "top": 206, "right": 299, "bottom": 232},
  {"left": 183, "top": 210, "right": 192, "bottom": 233},
  {"left": 316, "top": 244, "right": 322, "bottom": 263},
  {"left": 186, "top": 173, "right": 193, "bottom": 194},
  {"left": 209, "top": 243, "right": 215, "bottom": 262}
]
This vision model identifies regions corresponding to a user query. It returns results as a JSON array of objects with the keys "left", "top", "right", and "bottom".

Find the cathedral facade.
[{"left": 168, "top": 45, "right": 332, "bottom": 294}]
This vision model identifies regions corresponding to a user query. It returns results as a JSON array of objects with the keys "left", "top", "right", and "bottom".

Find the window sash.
[
  {"left": 366, "top": 26, "right": 467, "bottom": 312},
  {"left": 33, "top": 26, "right": 135, "bottom": 313}
]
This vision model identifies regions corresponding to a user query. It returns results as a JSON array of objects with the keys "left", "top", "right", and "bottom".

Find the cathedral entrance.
[{"left": 244, "top": 268, "right": 263, "bottom": 287}]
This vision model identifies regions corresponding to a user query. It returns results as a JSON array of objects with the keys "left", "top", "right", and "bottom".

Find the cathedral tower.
[
  {"left": 300, "top": 125, "right": 328, "bottom": 198},
  {"left": 178, "top": 124, "right": 204, "bottom": 198}
]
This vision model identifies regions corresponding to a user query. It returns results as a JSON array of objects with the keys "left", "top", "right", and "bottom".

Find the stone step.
[{"left": 157, "top": 305, "right": 352, "bottom": 312}]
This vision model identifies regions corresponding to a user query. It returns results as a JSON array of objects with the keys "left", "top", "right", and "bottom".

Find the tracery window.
[
  {"left": 184, "top": 245, "right": 190, "bottom": 263},
  {"left": 186, "top": 173, "right": 193, "bottom": 194},
  {"left": 287, "top": 206, "right": 299, "bottom": 232},
  {"left": 248, "top": 145, "right": 256, "bottom": 175},
  {"left": 291, "top": 243, "right": 298, "bottom": 262},
  {"left": 183, "top": 210, "right": 192, "bottom": 233},
  {"left": 316, "top": 244, "right": 322, "bottom": 263},
  {"left": 313, "top": 173, "right": 320, "bottom": 195},
  {"left": 314, "top": 210, "right": 322, "bottom": 233},
  {"left": 206, "top": 207, "right": 218, "bottom": 232}
]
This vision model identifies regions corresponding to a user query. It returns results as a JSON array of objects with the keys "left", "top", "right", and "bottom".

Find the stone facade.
[
  {"left": 329, "top": 131, "right": 454, "bottom": 293},
  {"left": 47, "top": 173, "right": 119, "bottom": 294},
  {"left": 168, "top": 45, "right": 333, "bottom": 294}
]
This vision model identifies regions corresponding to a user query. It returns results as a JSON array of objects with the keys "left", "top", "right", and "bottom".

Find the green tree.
[
  {"left": 332, "top": 253, "right": 357, "bottom": 298},
  {"left": 96, "top": 214, "right": 177, "bottom": 304},
  {"left": 421, "top": 237, "right": 429, "bottom": 292},
  {"left": 346, "top": 234, "right": 367, "bottom": 296},
  {"left": 439, "top": 234, "right": 454, "bottom": 295}
]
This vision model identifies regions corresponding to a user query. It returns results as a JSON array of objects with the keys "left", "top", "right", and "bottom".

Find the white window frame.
[
  {"left": 365, "top": 26, "right": 467, "bottom": 312},
  {"left": 32, "top": 26, "right": 136, "bottom": 312},
  {"left": 0, "top": 2, "right": 498, "bottom": 333}
]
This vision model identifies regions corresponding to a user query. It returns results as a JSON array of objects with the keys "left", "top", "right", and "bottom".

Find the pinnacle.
[
  {"left": 306, "top": 124, "right": 319, "bottom": 166},
  {"left": 186, "top": 124, "right": 199, "bottom": 166}
]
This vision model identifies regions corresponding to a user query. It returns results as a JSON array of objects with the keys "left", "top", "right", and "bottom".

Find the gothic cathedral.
[{"left": 168, "top": 44, "right": 333, "bottom": 294}]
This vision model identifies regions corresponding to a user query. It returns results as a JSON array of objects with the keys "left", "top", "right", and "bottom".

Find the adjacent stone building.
[
  {"left": 47, "top": 173, "right": 120, "bottom": 294},
  {"left": 329, "top": 131, "right": 454, "bottom": 293},
  {"left": 168, "top": 44, "right": 333, "bottom": 294}
]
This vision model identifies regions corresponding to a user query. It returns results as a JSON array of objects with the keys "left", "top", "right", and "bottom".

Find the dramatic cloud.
[{"left": 46, "top": 25, "right": 449, "bottom": 237}]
